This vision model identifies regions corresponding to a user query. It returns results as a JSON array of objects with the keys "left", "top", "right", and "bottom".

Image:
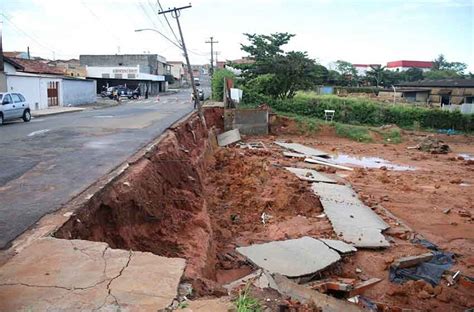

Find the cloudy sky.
[{"left": 1, "top": 0, "right": 473, "bottom": 71}]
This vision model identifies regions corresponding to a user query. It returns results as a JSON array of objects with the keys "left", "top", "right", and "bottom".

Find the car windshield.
[{"left": 0, "top": 94, "right": 3, "bottom": 101}]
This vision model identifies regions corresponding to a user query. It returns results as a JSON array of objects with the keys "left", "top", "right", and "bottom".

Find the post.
[
  {"left": 205, "top": 37, "right": 218, "bottom": 76},
  {"left": 159, "top": 5, "right": 203, "bottom": 119}
]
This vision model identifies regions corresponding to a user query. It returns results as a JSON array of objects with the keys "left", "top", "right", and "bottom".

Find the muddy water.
[{"left": 331, "top": 154, "right": 417, "bottom": 171}]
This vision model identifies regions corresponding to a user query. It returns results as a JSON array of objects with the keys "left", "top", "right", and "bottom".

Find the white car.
[{"left": 0, "top": 92, "right": 31, "bottom": 125}]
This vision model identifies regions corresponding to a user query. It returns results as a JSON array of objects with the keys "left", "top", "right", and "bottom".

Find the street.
[{"left": 0, "top": 90, "right": 194, "bottom": 248}]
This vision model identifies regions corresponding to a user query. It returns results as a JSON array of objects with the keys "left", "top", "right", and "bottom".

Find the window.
[
  {"left": 115, "top": 74, "right": 122, "bottom": 79},
  {"left": 2, "top": 94, "right": 12, "bottom": 104},
  {"left": 11, "top": 93, "right": 22, "bottom": 103},
  {"left": 102, "top": 74, "right": 110, "bottom": 78},
  {"left": 18, "top": 94, "right": 26, "bottom": 102},
  {"left": 128, "top": 74, "right": 136, "bottom": 79}
]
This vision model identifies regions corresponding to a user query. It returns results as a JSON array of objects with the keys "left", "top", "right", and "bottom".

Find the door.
[
  {"left": 11, "top": 93, "right": 26, "bottom": 118},
  {"left": 47, "top": 81, "right": 59, "bottom": 106},
  {"left": 2, "top": 94, "right": 15, "bottom": 120}
]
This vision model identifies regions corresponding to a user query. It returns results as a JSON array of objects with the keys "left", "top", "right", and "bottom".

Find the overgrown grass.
[
  {"left": 233, "top": 285, "right": 262, "bottom": 312},
  {"left": 334, "top": 123, "right": 373, "bottom": 142}
]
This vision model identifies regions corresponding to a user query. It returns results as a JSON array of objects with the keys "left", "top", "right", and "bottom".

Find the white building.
[
  {"left": 353, "top": 64, "right": 381, "bottom": 76},
  {"left": 4, "top": 57, "right": 96, "bottom": 111},
  {"left": 386, "top": 60, "right": 433, "bottom": 72}
]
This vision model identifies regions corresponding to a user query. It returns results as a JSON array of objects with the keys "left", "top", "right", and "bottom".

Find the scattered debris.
[
  {"left": 239, "top": 141, "right": 266, "bottom": 150},
  {"left": 391, "top": 253, "right": 434, "bottom": 269},
  {"left": 275, "top": 141, "right": 329, "bottom": 157},
  {"left": 355, "top": 268, "right": 363, "bottom": 274},
  {"left": 217, "top": 129, "right": 241, "bottom": 147},
  {"left": 311, "top": 183, "right": 390, "bottom": 248},
  {"left": 236, "top": 237, "right": 341, "bottom": 278},
  {"left": 309, "top": 277, "right": 382, "bottom": 298},
  {"left": 442, "top": 208, "right": 451, "bottom": 214},
  {"left": 260, "top": 212, "right": 271, "bottom": 225},
  {"left": 408, "top": 135, "right": 451, "bottom": 154},
  {"left": 284, "top": 167, "right": 337, "bottom": 183},
  {"left": 283, "top": 151, "right": 306, "bottom": 158}
]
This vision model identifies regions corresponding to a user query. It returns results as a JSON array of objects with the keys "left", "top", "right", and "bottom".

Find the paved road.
[{"left": 0, "top": 90, "right": 195, "bottom": 248}]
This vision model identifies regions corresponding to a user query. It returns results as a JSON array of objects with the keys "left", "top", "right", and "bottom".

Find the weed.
[
  {"left": 382, "top": 128, "right": 402, "bottom": 143},
  {"left": 334, "top": 123, "right": 373, "bottom": 142},
  {"left": 233, "top": 284, "right": 262, "bottom": 312}
]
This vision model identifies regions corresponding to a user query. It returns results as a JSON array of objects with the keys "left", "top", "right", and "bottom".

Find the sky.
[{"left": 1, "top": 0, "right": 473, "bottom": 71}]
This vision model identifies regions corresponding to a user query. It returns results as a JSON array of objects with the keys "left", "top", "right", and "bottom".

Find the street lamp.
[{"left": 134, "top": 28, "right": 182, "bottom": 49}]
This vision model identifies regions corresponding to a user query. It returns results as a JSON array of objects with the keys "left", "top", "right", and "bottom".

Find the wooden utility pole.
[
  {"left": 205, "top": 36, "right": 218, "bottom": 76},
  {"left": 159, "top": 5, "right": 202, "bottom": 118}
]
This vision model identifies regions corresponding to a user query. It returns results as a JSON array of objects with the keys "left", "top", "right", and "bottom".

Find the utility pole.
[
  {"left": 159, "top": 5, "right": 202, "bottom": 118},
  {"left": 215, "top": 51, "right": 220, "bottom": 67},
  {"left": 205, "top": 36, "right": 218, "bottom": 76}
]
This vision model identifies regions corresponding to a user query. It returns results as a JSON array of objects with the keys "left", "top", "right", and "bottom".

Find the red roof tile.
[
  {"left": 10, "top": 57, "right": 65, "bottom": 75},
  {"left": 386, "top": 60, "right": 433, "bottom": 68}
]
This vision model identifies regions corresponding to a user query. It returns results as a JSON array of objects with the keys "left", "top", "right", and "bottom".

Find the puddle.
[
  {"left": 331, "top": 154, "right": 416, "bottom": 171},
  {"left": 458, "top": 153, "right": 474, "bottom": 160}
]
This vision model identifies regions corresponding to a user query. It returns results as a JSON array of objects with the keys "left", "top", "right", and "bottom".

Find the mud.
[{"left": 55, "top": 112, "right": 474, "bottom": 310}]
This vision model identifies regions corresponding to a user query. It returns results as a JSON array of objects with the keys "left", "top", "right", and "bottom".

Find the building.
[
  {"left": 386, "top": 60, "right": 433, "bottom": 72},
  {"left": 48, "top": 59, "right": 87, "bottom": 77},
  {"left": 393, "top": 79, "right": 474, "bottom": 114},
  {"left": 80, "top": 54, "right": 171, "bottom": 94},
  {"left": 3, "top": 57, "right": 96, "bottom": 110},
  {"left": 168, "top": 61, "right": 186, "bottom": 84},
  {"left": 353, "top": 64, "right": 381, "bottom": 76}
]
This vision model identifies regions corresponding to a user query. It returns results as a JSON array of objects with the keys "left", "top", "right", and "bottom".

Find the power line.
[
  {"left": 205, "top": 36, "right": 218, "bottom": 75},
  {"left": 80, "top": 0, "right": 121, "bottom": 44},
  {"left": 156, "top": 0, "right": 180, "bottom": 45}
]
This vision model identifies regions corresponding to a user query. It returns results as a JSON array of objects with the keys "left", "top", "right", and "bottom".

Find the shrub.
[
  {"left": 211, "top": 69, "right": 236, "bottom": 101},
  {"left": 334, "top": 123, "right": 373, "bottom": 142},
  {"left": 263, "top": 95, "right": 473, "bottom": 132}
]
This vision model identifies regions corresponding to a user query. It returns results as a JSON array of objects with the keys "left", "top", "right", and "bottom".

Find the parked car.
[
  {"left": 193, "top": 77, "right": 200, "bottom": 86},
  {"left": 198, "top": 88, "right": 204, "bottom": 101},
  {"left": 0, "top": 92, "right": 31, "bottom": 125},
  {"left": 102, "top": 86, "right": 134, "bottom": 99}
]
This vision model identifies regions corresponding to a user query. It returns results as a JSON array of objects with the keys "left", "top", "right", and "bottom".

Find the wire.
[
  {"left": 156, "top": 0, "right": 181, "bottom": 44},
  {"left": 80, "top": 0, "right": 121, "bottom": 43}
]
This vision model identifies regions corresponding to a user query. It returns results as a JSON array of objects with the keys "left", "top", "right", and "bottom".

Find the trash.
[
  {"left": 407, "top": 135, "right": 451, "bottom": 154},
  {"left": 284, "top": 167, "right": 337, "bottom": 184},
  {"left": 239, "top": 141, "right": 266, "bottom": 150},
  {"left": 261, "top": 212, "right": 271, "bottom": 225},
  {"left": 236, "top": 237, "right": 341, "bottom": 278},
  {"left": 217, "top": 129, "right": 241, "bottom": 147},
  {"left": 389, "top": 251, "right": 454, "bottom": 286},
  {"left": 275, "top": 142, "right": 329, "bottom": 157},
  {"left": 355, "top": 268, "right": 362, "bottom": 273},
  {"left": 442, "top": 208, "right": 451, "bottom": 214},
  {"left": 445, "top": 270, "right": 460, "bottom": 286}
]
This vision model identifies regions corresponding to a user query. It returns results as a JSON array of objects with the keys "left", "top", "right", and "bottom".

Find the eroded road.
[{"left": 0, "top": 90, "right": 194, "bottom": 248}]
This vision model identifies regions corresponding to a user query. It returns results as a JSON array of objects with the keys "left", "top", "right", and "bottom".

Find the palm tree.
[{"left": 366, "top": 65, "right": 386, "bottom": 87}]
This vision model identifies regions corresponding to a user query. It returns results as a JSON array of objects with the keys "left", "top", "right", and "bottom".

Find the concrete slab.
[
  {"left": 236, "top": 236, "right": 341, "bottom": 278},
  {"left": 31, "top": 106, "right": 85, "bottom": 117},
  {"left": 285, "top": 167, "right": 337, "bottom": 184},
  {"left": 320, "top": 239, "right": 357, "bottom": 254},
  {"left": 217, "top": 129, "right": 241, "bottom": 147},
  {"left": 275, "top": 142, "right": 328, "bottom": 157},
  {"left": 283, "top": 151, "right": 306, "bottom": 158},
  {"left": 0, "top": 238, "right": 185, "bottom": 311},
  {"left": 311, "top": 183, "right": 390, "bottom": 248}
]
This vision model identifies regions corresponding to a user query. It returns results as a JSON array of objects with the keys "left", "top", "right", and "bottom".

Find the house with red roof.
[{"left": 386, "top": 60, "right": 433, "bottom": 72}]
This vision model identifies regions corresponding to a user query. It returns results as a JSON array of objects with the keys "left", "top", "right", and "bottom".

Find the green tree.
[
  {"left": 430, "top": 54, "right": 467, "bottom": 77},
  {"left": 235, "top": 33, "right": 322, "bottom": 99},
  {"left": 211, "top": 69, "right": 236, "bottom": 101},
  {"left": 403, "top": 67, "right": 424, "bottom": 82},
  {"left": 366, "top": 65, "right": 385, "bottom": 87},
  {"left": 334, "top": 60, "right": 357, "bottom": 86},
  {"left": 424, "top": 70, "right": 463, "bottom": 80}
]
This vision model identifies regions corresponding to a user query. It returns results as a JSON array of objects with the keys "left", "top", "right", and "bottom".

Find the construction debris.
[
  {"left": 238, "top": 141, "right": 266, "bottom": 150},
  {"left": 305, "top": 157, "right": 354, "bottom": 171},
  {"left": 309, "top": 277, "right": 382, "bottom": 297},
  {"left": 408, "top": 135, "right": 451, "bottom": 154},
  {"left": 236, "top": 237, "right": 341, "bottom": 278},
  {"left": 391, "top": 252, "right": 434, "bottom": 269},
  {"left": 283, "top": 151, "right": 306, "bottom": 158},
  {"left": 275, "top": 141, "right": 329, "bottom": 157},
  {"left": 217, "top": 129, "right": 241, "bottom": 147},
  {"left": 285, "top": 167, "right": 337, "bottom": 183},
  {"left": 311, "top": 183, "right": 390, "bottom": 248}
]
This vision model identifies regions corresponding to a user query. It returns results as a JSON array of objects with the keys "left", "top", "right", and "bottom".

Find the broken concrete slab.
[
  {"left": 273, "top": 274, "right": 365, "bottom": 312},
  {"left": 217, "top": 129, "right": 241, "bottom": 147},
  {"left": 305, "top": 157, "right": 354, "bottom": 171},
  {"left": 0, "top": 238, "right": 185, "bottom": 311},
  {"left": 285, "top": 167, "right": 337, "bottom": 184},
  {"left": 275, "top": 142, "right": 329, "bottom": 157},
  {"left": 311, "top": 183, "right": 390, "bottom": 248},
  {"left": 391, "top": 252, "right": 434, "bottom": 269},
  {"left": 283, "top": 151, "right": 306, "bottom": 158},
  {"left": 236, "top": 236, "right": 341, "bottom": 278},
  {"left": 320, "top": 239, "right": 357, "bottom": 254},
  {"left": 223, "top": 269, "right": 277, "bottom": 292}
]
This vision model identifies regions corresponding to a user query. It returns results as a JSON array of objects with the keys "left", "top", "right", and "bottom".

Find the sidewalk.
[{"left": 31, "top": 106, "right": 86, "bottom": 117}]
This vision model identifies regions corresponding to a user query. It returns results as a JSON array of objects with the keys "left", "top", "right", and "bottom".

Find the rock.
[
  {"left": 450, "top": 178, "right": 463, "bottom": 184},
  {"left": 355, "top": 268, "right": 362, "bottom": 273},
  {"left": 418, "top": 290, "right": 431, "bottom": 299},
  {"left": 442, "top": 208, "right": 451, "bottom": 214}
]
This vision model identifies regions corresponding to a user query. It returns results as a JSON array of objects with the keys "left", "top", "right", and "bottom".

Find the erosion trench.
[{"left": 55, "top": 108, "right": 325, "bottom": 295}]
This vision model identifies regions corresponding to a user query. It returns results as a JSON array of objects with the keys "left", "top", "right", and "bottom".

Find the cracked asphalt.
[{"left": 0, "top": 88, "right": 197, "bottom": 248}]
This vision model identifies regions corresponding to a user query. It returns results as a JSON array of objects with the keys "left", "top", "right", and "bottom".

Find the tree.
[
  {"left": 403, "top": 67, "right": 424, "bottom": 82},
  {"left": 211, "top": 69, "right": 235, "bottom": 101},
  {"left": 424, "top": 70, "right": 462, "bottom": 80},
  {"left": 235, "top": 33, "right": 322, "bottom": 99},
  {"left": 334, "top": 60, "right": 357, "bottom": 86},
  {"left": 431, "top": 54, "right": 466, "bottom": 76},
  {"left": 366, "top": 65, "right": 385, "bottom": 87}
]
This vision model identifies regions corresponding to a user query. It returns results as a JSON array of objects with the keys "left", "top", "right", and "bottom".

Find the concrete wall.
[
  {"left": 62, "top": 79, "right": 96, "bottom": 106},
  {"left": 6, "top": 75, "right": 52, "bottom": 110},
  {"left": 224, "top": 109, "right": 269, "bottom": 135}
]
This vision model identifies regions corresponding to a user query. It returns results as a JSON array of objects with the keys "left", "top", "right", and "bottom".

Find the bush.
[
  {"left": 265, "top": 95, "right": 473, "bottom": 132},
  {"left": 334, "top": 123, "right": 373, "bottom": 142},
  {"left": 334, "top": 86, "right": 380, "bottom": 95},
  {"left": 211, "top": 69, "right": 236, "bottom": 101}
]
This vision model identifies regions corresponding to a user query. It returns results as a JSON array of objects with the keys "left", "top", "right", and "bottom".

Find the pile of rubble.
[{"left": 408, "top": 135, "right": 451, "bottom": 154}]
